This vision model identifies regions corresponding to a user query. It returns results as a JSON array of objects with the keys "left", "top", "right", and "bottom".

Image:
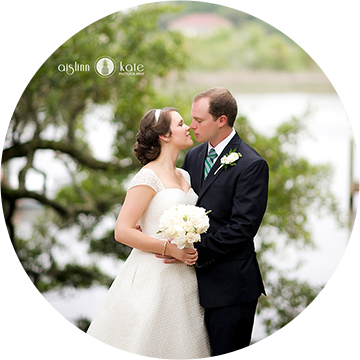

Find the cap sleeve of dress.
[
  {"left": 128, "top": 168, "right": 163, "bottom": 193},
  {"left": 178, "top": 168, "right": 191, "bottom": 186}
]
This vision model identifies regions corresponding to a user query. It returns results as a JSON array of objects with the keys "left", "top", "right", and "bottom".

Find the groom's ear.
[{"left": 218, "top": 115, "right": 228, "bottom": 128}]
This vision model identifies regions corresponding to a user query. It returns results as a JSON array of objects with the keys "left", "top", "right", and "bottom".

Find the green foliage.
[
  {"left": 1, "top": 2, "right": 342, "bottom": 338},
  {"left": 2, "top": 2, "right": 188, "bottom": 291},
  {"left": 259, "top": 276, "right": 323, "bottom": 335},
  {"left": 237, "top": 113, "right": 342, "bottom": 250},
  {"left": 234, "top": 114, "right": 343, "bottom": 333},
  {"left": 186, "top": 24, "right": 316, "bottom": 71},
  {"left": 16, "top": 215, "right": 113, "bottom": 292},
  {"left": 89, "top": 230, "right": 132, "bottom": 261},
  {"left": 76, "top": 317, "right": 91, "bottom": 332}
]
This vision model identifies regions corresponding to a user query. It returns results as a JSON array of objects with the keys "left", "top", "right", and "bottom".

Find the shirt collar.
[{"left": 207, "top": 128, "right": 236, "bottom": 158}]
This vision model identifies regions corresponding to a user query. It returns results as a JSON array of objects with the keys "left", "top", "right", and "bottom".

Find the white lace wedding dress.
[{"left": 87, "top": 168, "right": 210, "bottom": 359}]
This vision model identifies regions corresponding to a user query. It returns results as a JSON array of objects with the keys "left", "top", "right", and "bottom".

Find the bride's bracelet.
[{"left": 162, "top": 241, "right": 167, "bottom": 256}]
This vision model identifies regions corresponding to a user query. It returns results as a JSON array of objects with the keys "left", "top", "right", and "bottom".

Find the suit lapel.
[
  {"left": 192, "top": 143, "right": 208, "bottom": 193},
  {"left": 198, "top": 133, "right": 242, "bottom": 201}
]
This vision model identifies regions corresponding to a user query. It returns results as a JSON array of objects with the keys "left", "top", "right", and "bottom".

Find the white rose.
[
  {"left": 172, "top": 224, "right": 185, "bottom": 237},
  {"left": 193, "top": 234, "right": 201, "bottom": 243},
  {"left": 221, "top": 155, "right": 231, "bottom": 165},
  {"left": 196, "top": 218, "right": 210, "bottom": 234},
  {"left": 227, "top": 152, "right": 239, "bottom": 163},
  {"left": 184, "top": 222, "right": 194, "bottom": 233},
  {"left": 162, "top": 227, "right": 175, "bottom": 239},
  {"left": 159, "top": 217, "right": 172, "bottom": 230},
  {"left": 186, "top": 232, "right": 196, "bottom": 243},
  {"left": 188, "top": 216, "right": 197, "bottom": 226},
  {"left": 171, "top": 230, "right": 187, "bottom": 249}
]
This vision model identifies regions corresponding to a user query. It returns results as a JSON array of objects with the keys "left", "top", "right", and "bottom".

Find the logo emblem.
[{"left": 94, "top": 56, "right": 116, "bottom": 78}]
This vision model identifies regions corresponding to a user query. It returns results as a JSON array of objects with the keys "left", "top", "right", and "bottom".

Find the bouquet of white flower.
[{"left": 157, "top": 204, "right": 211, "bottom": 249}]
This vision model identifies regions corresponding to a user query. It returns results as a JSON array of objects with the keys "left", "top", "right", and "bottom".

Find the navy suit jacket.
[{"left": 182, "top": 132, "right": 268, "bottom": 308}]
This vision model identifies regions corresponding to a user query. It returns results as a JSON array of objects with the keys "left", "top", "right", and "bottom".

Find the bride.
[{"left": 87, "top": 107, "right": 211, "bottom": 359}]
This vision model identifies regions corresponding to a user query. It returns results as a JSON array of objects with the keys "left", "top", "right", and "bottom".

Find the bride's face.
[{"left": 167, "top": 111, "right": 193, "bottom": 149}]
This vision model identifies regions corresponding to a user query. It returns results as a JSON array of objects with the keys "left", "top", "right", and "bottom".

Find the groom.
[{"left": 182, "top": 87, "right": 268, "bottom": 356}]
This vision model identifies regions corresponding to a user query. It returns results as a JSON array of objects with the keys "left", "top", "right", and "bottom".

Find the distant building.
[{"left": 167, "top": 12, "right": 233, "bottom": 37}]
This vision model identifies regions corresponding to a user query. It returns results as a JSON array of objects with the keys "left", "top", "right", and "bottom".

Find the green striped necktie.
[{"left": 204, "top": 148, "right": 217, "bottom": 179}]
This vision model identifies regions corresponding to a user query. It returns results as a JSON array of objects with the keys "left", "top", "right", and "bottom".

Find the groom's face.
[{"left": 190, "top": 97, "right": 220, "bottom": 145}]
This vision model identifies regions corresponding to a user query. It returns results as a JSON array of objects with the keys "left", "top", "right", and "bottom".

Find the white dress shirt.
[{"left": 207, "top": 128, "right": 236, "bottom": 161}]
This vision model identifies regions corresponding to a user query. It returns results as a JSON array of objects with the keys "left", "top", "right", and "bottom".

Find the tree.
[
  {"left": 1, "top": 3, "right": 342, "bottom": 337},
  {"left": 2, "top": 2, "right": 188, "bottom": 292},
  {"left": 233, "top": 114, "right": 342, "bottom": 336},
  {"left": 185, "top": 24, "right": 316, "bottom": 72}
]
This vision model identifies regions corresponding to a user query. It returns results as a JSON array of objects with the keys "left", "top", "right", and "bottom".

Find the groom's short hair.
[{"left": 193, "top": 87, "right": 238, "bottom": 127}]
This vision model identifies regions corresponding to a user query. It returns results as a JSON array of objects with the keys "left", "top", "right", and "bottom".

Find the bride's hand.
[{"left": 154, "top": 240, "right": 179, "bottom": 262}]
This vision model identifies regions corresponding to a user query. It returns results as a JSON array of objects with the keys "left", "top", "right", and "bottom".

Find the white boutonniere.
[{"left": 214, "top": 148, "right": 242, "bottom": 175}]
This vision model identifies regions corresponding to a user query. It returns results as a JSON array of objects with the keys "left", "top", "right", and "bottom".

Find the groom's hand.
[{"left": 155, "top": 254, "right": 181, "bottom": 264}]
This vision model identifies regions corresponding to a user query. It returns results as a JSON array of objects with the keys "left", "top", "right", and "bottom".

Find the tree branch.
[
  {"left": 31, "top": 166, "right": 48, "bottom": 193},
  {"left": 2, "top": 139, "right": 123, "bottom": 172},
  {"left": 18, "top": 149, "right": 35, "bottom": 189},
  {"left": 1, "top": 186, "right": 70, "bottom": 217},
  {"left": 1, "top": 185, "right": 116, "bottom": 220}
]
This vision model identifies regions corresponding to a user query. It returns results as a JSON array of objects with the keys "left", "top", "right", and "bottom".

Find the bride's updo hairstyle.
[{"left": 134, "top": 107, "right": 178, "bottom": 165}]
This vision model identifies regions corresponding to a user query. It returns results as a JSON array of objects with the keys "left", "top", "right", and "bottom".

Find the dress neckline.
[{"left": 143, "top": 167, "right": 192, "bottom": 195}]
